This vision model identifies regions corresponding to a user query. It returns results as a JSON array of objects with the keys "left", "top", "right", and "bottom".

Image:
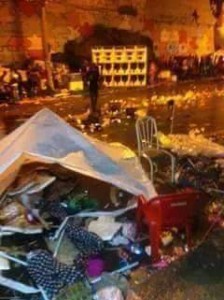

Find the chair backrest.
[
  {"left": 157, "top": 189, "right": 201, "bottom": 227},
  {"left": 138, "top": 189, "right": 203, "bottom": 228},
  {"left": 135, "top": 116, "right": 159, "bottom": 156}
]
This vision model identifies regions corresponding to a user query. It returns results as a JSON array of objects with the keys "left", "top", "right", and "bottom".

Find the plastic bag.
[{"left": 122, "top": 222, "right": 137, "bottom": 241}]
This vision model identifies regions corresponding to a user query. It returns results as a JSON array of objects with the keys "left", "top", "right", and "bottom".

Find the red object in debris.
[{"left": 137, "top": 189, "right": 205, "bottom": 262}]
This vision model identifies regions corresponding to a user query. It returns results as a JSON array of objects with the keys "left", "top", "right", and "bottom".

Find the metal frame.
[
  {"left": 135, "top": 116, "right": 175, "bottom": 182},
  {"left": 136, "top": 116, "right": 159, "bottom": 156}
]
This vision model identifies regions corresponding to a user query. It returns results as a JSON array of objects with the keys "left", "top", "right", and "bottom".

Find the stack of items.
[{"left": 92, "top": 46, "right": 148, "bottom": 87}]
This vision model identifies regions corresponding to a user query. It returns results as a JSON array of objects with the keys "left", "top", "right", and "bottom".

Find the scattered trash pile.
[
  {"left": 176, "top": 156, "right": 223, "bottom": 192},
  {"left": 69, "top": 99, "right": 141, "bottom": 134},
  {"left": 150, "top": 87, "right": 224, "bottom": 109},
  {"left": 155, "top": 129, "right": 224, "bottom": 261},
  {"left": 207, "top": 200, "right": 224, "bottom": 228},
  {"left": 157, "top": 129, "right": 224, "bottom": 192},
  {"left": 150, "top": 90, "right": 203, "bottom": 109},
  {"left": 0, "top": 162, "right": 209, "bottom": 300},
  {"left": 1, "top": 109, "right": 224, "bottom": 299},
  {"left": 66, "top": 86, "right": 224, "bottom": 134},
  {"left": 158, "top": 129, "right": 224, "bottom": 157},
  {"left": 0, "top": 108, "right": 157, "bottom": 300},
  {"left": 0, "top": 162, "right": 152, "bottom": 300}
]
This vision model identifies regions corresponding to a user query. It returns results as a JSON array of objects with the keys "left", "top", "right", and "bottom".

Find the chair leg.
[
  {"left": 141, "top": 153, "right": 154, "bottom": 182},
  {"left": 136, "top": 208, "right": 143, "bottom": 234},
  {"left": 150, "top": 222, "right": 161, "bottom": 263},
  {"left": 186, "top": 223, "right": 192, "bottom": 248},
  {"left": 160, "top": 149, "right": 176, "bottom": 183},
  {"left": 170, "top": 155, "right": 176, "bottom": 183}
]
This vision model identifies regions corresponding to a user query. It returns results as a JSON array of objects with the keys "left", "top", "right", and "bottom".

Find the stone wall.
[{"left": 0, "top": 0, "right": 215, "bottom": 64}]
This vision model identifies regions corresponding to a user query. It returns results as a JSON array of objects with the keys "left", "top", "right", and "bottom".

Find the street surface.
[{"left": 1, "top": 79, "right": 224, "bottom": 149}]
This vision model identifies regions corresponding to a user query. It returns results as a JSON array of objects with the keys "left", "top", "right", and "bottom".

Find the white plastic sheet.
[
  {"left": 88, "top": 216, "right": 122, "bottom": 241},
  {"left": 0, "top": 109, "right": 156, "bottom": 199}
]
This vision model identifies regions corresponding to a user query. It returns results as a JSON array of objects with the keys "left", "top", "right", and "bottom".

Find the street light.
[{"left": 25, "top": 0, "right": 55, "bottom": 91}]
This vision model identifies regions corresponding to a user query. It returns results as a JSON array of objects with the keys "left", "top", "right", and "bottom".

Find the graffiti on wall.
[
  {"left": 157, "top": 27, "right": 213, "bottom": 56},
  {"left": 0, "top": 0, "right": 215, "bottom": 63}
]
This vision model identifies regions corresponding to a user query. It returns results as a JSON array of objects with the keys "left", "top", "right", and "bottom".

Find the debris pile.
[
  {"left": 158, "top": 129, "right": 224, "bottom": 157},
  {"left": 1, "top": 108, "right": 224, "bottom": 299},
  {"left": 0, "top": 158, "right": 205, "bottom": 299},
  {"left": 0, "top": 163, "right": 153, "bottom": 299},
  {"left": 70, "top": 99, "right": 139, "bottom": 134}
]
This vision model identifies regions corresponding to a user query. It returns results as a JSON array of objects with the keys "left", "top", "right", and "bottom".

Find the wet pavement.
[
  {"left": 1, "top": 79, "right": 224, "bottom": 149},
  {"left": 131, "top": 229, "right": 224, "bottom": 300}
]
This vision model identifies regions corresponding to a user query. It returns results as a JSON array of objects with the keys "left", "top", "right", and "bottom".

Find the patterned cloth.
[
  {"left": 49, "top": 202, "right": 104, "bottom": 255},
  {"left": 27, "top": 250, "right": 86, "bottom": 300},
  {"left": 65, "top": 220, "right": 104, "bottom": 255}
]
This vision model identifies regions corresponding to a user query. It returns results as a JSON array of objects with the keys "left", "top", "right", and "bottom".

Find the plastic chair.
[
  {"left": 136, "top": 189, "right": 205, "bottom": 262},
  {"left": 135, "top": 116, "right": 175, "bottom": 183}
]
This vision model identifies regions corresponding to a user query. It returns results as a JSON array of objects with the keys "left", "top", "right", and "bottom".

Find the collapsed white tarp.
[{"left": 0, "top": 108, "right": 156, "bottom": 199}]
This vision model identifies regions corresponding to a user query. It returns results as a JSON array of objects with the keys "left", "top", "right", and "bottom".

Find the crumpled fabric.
[
  {"left": 65, "top": 220, "right": 104, "bottom": 255},
  {"left": 27, "top": 250, "right": 86, "bottom": 300},
  {"left": 49, "top": 202, "right": 104, "bottom": 255},
  {"left": 88, "top": 216, "right": 122, "bottom": 241}
]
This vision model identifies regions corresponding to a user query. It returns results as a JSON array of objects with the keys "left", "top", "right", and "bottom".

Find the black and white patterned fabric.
[
  {"left": 27, "top": 250, "right": 86, "bottom": 299},
  {"left": 48, "top": 202, "right": 68, "bottom": 220},
  {"left": 65, "top": 220, "right": 104, "bottom": 255},
  {"left": 49, "top": 202, "right": 104, "bottom": 255}
]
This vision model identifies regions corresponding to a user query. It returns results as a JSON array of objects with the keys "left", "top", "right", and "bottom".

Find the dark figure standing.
[
  {"left": 87, "top": 63, "right": 100, "bottom": 113},
  {"left": 10, "top": 69, "right": 23, "bottom": 101},
  {"left": 81, "top": 60, "right": 90, "bottom": 91}
]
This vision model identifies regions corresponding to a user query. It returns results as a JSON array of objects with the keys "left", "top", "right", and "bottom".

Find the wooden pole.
[{"left": 40, "top": 2, "right": 54, "bottom": 91}]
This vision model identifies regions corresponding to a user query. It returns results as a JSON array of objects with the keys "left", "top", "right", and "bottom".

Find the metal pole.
[
  {"left": 170, "top": 103, "right": 175, "bottom": 134},
  {"left": 40, "top": 2, "right": 54, "bottom": 91}
]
